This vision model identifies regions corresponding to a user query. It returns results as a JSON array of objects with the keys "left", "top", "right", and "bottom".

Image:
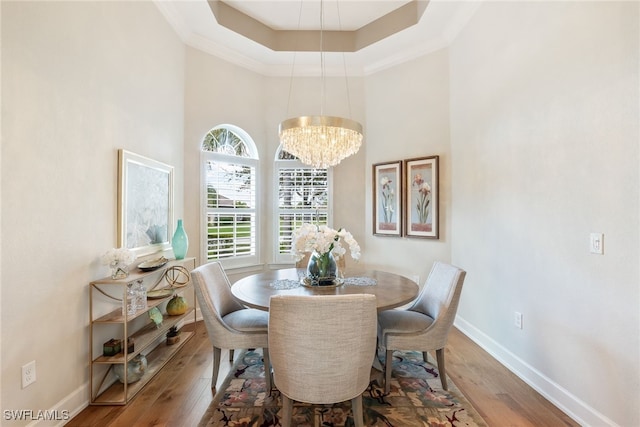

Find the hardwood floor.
[{"left": 68, "top": 321, "right": 579, "bottom": 426}]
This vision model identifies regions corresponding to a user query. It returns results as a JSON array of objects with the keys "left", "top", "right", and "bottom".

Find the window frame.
[
  {"left": 272, "top": 147, "right": 333, "bottom": 265},
  {"left": 200, "top": 125, "right": 260, "bottom": 269}
]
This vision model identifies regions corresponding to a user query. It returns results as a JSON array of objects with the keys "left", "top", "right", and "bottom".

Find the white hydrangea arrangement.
[
  {"left": 292, "top": 223, "right": 361, "bottom": 261},
  {"left": 101, "top": 247, "right": 136, "bottom": 267}
]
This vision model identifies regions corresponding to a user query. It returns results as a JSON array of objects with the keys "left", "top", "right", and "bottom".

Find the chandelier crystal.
[{"left": 279, "top": 115, "right": 363, "bottom": 168}]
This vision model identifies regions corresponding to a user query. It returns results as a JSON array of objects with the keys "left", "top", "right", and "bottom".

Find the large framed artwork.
[
  {"left": 373, "top": 161, "right": 402, "bottom": 236},
  {"left": 404, "top": 156, "right": 439, "bottom": 239},
  {"left": 118, "top": 149, "right": 174, "bottom": 256}
]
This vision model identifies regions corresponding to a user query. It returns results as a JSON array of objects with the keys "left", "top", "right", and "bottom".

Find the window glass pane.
[
  {"left": 278, "top": 168, "right": 328, "bottom": 209},
  {"left": 202, "top": 128, "right": 251, "bottom": 157},
  {"left": 278, "top": 150, "right": 297, "bottom": 160},
  {"left": 206, "top": 161, "right": 255, "bottom": 209},
  {"left": 206, "top": 213, "right": 256, "bottom": 260}
]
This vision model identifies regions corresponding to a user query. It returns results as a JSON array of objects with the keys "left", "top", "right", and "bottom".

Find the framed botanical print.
[
  {"left": 118, "top": 149, "right": 174, "bottom": 256},
  {"left": 373, "top": 161, "right": 402, "bottom": 236},
  {"left": 404, "top": 156, "right": 439, "bottom": 239}
]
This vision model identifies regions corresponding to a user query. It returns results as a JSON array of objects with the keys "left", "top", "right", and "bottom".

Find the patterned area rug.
[{"left": 199, "top": 350, "right": 487, "bottom": 427}]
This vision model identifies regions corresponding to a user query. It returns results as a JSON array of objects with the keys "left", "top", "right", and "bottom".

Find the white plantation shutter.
[{"left": 274, "top": 150, "right": 331, "bottom": 264}]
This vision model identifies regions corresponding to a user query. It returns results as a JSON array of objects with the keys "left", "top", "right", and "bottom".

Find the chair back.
[
  {"left": 269, "top": 294, "right": 377, "bottom": 404},
  {"left": 191, "top": 262, "right": 245, "bottom": 344},
  {"left": 409, "top": 262, "right": 466, "bottom": 344}
]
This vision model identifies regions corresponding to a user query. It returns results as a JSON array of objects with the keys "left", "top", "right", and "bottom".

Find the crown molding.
[
  {"left": 207, "top": 0, "right": 429, "bottom": 52},
  {"left": 154, "top": 0, "right": 483, "bottom": 77}
]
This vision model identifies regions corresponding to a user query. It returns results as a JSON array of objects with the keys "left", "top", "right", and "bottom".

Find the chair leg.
[
  {"left": 281, "top": 394, "right": 293, "bottom": 427},
  {"left": 351, "top": 395, "right": 364, "bottom": 427},
  {"left": 212, "top": 346, "right": 222, "bottom": 389},
  {"left": 229, "top": 348, "right": 234, "bottom": 362},
  {"left": 262, "top": 347, "right": 272, "bottom": 392},
  {"left": 385, "top": 349, "right": 393, "bottom": 394},
  {"left": 436, "top": 348, "right": 448, "bottom": 390}
]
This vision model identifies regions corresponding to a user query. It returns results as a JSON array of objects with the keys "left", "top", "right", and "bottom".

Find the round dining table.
[{"left": 231, "top": 268, "right": 419, "bottom": 311}]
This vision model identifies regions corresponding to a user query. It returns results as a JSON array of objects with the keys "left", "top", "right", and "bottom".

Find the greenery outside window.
[{"left": 202, "top": 125, "right": 259, "bottom": 268}]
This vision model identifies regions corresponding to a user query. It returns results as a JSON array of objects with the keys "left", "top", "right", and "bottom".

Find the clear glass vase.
[{"left": 306, "top": 250, "right": 338, "bottom": 286}]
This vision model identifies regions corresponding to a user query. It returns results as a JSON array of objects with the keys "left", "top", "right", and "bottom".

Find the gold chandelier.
[{"left": 279, "top": 0, "right": 363, "bottom": 168}]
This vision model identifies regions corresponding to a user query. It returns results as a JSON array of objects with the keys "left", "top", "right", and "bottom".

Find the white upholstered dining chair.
[
  {"left": 377, "top": 261, "right": 466, "bottom": 394},
  {"left": 269, "top": 294, "right": 377, "bottom": 427},
  {"left": 191, "top": 262, "right": 271, "bottom": 392}
]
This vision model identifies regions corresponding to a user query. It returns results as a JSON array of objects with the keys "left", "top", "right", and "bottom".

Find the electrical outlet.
[
  {"left": 514, "top": 312, "right": 523, "bottom": 329},
  {"left": 22, "top": 360, "right": 36, "bottom": 388}
]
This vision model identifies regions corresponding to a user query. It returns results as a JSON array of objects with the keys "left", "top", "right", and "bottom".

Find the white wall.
[
  {"left": 449, "top": 2, "right": 639, "bottom": 426},
  {"left": 363, "top": 49, "right": 452, "bottom": 283},
  {"left": 1, "top": 1, "right": 185, "bottom": 422},
  {"left": 183, "top": 48, "right": 267, "bottom": 269}
]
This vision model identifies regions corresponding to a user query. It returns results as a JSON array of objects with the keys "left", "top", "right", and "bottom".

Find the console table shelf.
[
  {"left": 89, "top": 257, "right": 196, "bottom": 405},
  {"left": 90, "top": 330, "right": 194, "bottom": 405}
]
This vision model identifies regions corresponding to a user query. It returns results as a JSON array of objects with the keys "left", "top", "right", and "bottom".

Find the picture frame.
[
  {"left": 404, "top": 156, "right": 439, "bottom": 239},
  {"left": 118, "top": 149, "right": 174, "bottom": 256},
  {"left": 373, "top": 161, "right": 403, "bottom": 236}
]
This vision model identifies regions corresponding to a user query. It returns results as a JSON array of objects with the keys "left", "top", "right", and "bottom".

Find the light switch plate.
[{"left": 590, "top": 233, "right": 604, "bottom": 254}]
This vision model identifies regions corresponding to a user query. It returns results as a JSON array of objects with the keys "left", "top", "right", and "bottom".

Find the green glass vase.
[{"left": 171, "top": 219, "right": 188, "bottom": 260}]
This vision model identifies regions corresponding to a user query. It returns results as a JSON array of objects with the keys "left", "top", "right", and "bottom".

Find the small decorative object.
[
  {"left": 171, "top": 219, "right": 189, "bottom": 260},
  {"left": 134, "top": 280, "right": 147, "bottom": 311},
  {"left": 112, "top": 354, "right": 147, "bottom": 384},
  {"left": 101, "top": 247, "right": 136, "bottom": 279},
  {"left": 166, "top": 326, "right": 180, "bottom": 345},
  {"left": 123, "top": 282, "right": 137, "bottom": 316},
  {"left": 126, "top": 337, "right": 135, "bottom": 353},
  {"left": 166, "top": 294, "right": 188, "bottom": 316},
  {"left": 137, "top": 256, "right": 168, "bottom": 272},
  {"left": 103, "top": 339, "right": 122, "bottom": 357},
  {"left": 292, "top": 223, "right": 360, "bottom": 286},
  {"left": 148, "top": 307, "right": 163, "bottom": 328},
  {"left": 164, "top": 266, "right": 190, "bottom": 288},
  {"left": 146, "top": 288, "right": 174, "bottom": 299}
]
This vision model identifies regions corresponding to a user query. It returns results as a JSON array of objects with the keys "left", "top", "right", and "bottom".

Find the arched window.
[
  {"left": 273, "top": 146, "right": 332, "bottom": 264},
  {"left": 201, "top": 125, "right": 259, "bottom": 268}
]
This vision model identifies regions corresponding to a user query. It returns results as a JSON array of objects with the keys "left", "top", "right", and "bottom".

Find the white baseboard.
[
  {"left": 454, "top": 316, "right": 618, "bottom": 427},
  {"left": 26, "top": 384, "right": 88, "bottom": 427}
]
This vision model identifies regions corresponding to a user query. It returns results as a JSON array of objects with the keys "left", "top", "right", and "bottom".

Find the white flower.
[
  {"left": 101, "top": 247, "right": 136, "bottom": 266},
  {"left": 292, "top": 223, "right": 360, "bottom": 262}
]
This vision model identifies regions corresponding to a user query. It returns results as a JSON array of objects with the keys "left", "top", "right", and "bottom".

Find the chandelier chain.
[
  {"left": 320, "top": 0, "right": 325, "bottom": 116},
  {"left": 335, "top": 0, "right": 353, "bottom": 119},
  {"left": 286, "top": 1, "right": 306, "bottom": 118}
]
